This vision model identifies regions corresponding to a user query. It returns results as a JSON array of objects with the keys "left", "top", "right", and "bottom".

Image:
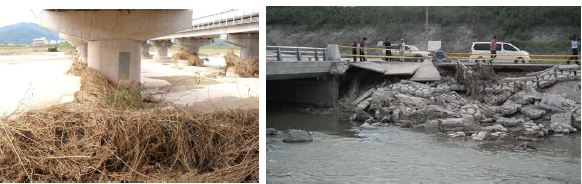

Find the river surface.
[{"left": 267, "top": 103, "right": 581, "bottom": 183}]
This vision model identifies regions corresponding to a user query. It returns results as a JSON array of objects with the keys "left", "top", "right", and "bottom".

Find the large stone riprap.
[
  {"left": 539, "top": 93, "right": 577, "bottom": 113},
  {"left": 409, "top": 105, "right": 459, "bottom": 125},
  {"left": 495, "top": 116, "right": 525, "bottom": 127},
  {"left": 283, "top": 129, "right": 314, "bottom": 142},
  {"left": 438, "top": 117, "right": 481, "bottom": 132},
  {"left": 522, "top": 121, "right": 548, "bottom": 137},
  {"left": 460, "top": 104, "right": 485, "bottom": 120},
  {"left": 499, "top": 101, "right": 521, "bottom": 116},
  {"left": 572, "top": 107, "right": 581, "bottom": 130},
  {"left": 432, "top": 91, "right": 467, "bottom": 110},
  {"left": 391, "top": 81, "right": 437, "bottom": 99},
  {"left": 520, "top": 106, "right": 545, "bottom": 120},
  {"left": 550, "top": 112, "right": 577, "bottom": 134},
  {"left": 482, "top": 83, "right": 518, "bottom": 105}
]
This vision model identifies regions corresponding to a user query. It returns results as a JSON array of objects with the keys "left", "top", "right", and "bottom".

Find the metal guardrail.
[
  {"left": 339, "top": 45, "right": 579, "bottom": 63},
  {"left": 339, "top": 45, "right": 431, "bottom": 61},
  {"left": 191, "top": 9, "right": 259, "bottom": 30},
  {"left": 266, "top": 46, "right": 327, "bottom": 61}
]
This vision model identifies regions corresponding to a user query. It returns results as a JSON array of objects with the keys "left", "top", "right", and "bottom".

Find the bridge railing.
[
  {"left": 192, "top": 10, "right": 259, "bottom": 30},
  {"left": 266, "top": 46, "right": 328, "bottom": 61}
]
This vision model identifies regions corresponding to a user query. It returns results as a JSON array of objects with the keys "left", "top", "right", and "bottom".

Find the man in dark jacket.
[
  {"left": 384, "top": 37, "right": 392, "bottom": 61},
  {"left": 359, "top": 37, "right": 367, "bottom": 61},
  {"left": 352, "top": 41, "right": 358, "bottom": 62}
]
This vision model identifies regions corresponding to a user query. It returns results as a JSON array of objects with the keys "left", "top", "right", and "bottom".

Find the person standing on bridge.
[
  {"left": 359, "top": 37, "right": 367, "bottom": 61},
  {"left": 489, "top": 36, "right": 497, "bottom": 64},
  {"left": 399, "top": 38, "right": 405, "bottom": 62},
  {"left": 384, "top": 37, "right": 392, "bottom": 61},
  {"left": 352, "top": 41, "right": 358, "bottom": 62},
  {"left": 567, "top": 34, "right": 579, "bottom": 65}
]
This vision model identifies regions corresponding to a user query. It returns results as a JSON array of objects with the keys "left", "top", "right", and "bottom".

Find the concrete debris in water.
[
  {"left": 550, "top": 112, "right": 577, "bottom": 134},
  {"left": 267, "top": 128, "right": 280, "bottom": 136},
  {"left": 348, "top": 66, "right": 581, "bottom": 142},
  {"left": 283, "top": 129, "right": 314, "bottom": 142}
]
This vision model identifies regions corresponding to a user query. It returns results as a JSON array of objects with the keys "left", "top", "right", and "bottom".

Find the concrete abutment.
[{"left": 267, "top": 76, "right": 339, "bottom": 106}]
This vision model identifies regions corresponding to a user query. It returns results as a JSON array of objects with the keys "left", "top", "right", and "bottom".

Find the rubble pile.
[{"left": 349, "top": 66, "right": 581, "bottom": 142}]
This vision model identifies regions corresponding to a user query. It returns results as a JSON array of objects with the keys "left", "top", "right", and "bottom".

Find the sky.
[
  {"left": 0, "top": 8, "right": 259, "bottom": 27},
  {"left": 0, "top": 9, "right": 38, "bottom": 27}
]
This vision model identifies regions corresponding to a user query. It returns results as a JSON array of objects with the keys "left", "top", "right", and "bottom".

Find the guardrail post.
[
  {"left": 297, "top": 48, "right": 302, "bottom": 61},
  {"left": 323, "top": 50, "right": 327, "bottom": 60},
  {"left": 276, "top": 47, "right": 282, "bottom": 61},
  {"left": 315, "top": 49, "right": 319, "bottom": 61}
]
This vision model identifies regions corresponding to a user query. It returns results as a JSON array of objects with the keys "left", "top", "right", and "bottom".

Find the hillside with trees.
[
  {"left": 0, "top": 22, "right": 59, "bottom": 44},
  {"left": 267, "top": 7, "right": 581, "bottom": 53}
]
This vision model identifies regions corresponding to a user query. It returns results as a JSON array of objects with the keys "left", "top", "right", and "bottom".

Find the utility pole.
[{"left": 425, "top": 6, "right": 429, "bottom": 50}]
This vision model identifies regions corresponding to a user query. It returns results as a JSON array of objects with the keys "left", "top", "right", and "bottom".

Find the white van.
[{"left": 470, "top": 42, "right": 530, "bottom": 63}]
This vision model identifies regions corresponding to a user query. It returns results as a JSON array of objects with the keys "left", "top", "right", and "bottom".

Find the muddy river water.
[{"left": 267, "top": 104, "right": 581, "bottom": 183}]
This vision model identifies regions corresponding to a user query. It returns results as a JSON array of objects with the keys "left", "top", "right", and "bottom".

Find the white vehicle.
[
  {"left": 470, "top": 42, "right": 530, "bottom": 63},
  {"left": 378, "top": 42, "right": 430, "bottom": 62}
]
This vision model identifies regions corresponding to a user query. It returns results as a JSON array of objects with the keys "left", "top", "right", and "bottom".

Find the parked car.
[
  {"left": 470, "top": 42, "right": 530, "bottom": 63},
  {"left": 380, "top": 43, "right": 430, "bottom": 62}
]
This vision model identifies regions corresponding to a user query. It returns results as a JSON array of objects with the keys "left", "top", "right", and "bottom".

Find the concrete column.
[
  {"left": 141, "top": 42, "right": 152, "bottom": 59},
  {"left": 153, "top": 40, "right": 172, "bottom": 63},
  {"left": 175, "top": 37, "right": 211, "bottom": 54},
  {"left": 226, "top": 33, "right": 259, "bottom": 59},
  {"left": 75, "top": 43, "right": 88, "bottom": 63},
  {"left": 40, "top": 10, "right": 192, "bottom": 85},
  {"left": 88, "top": 39, "right": 141, "bottom": 86}
]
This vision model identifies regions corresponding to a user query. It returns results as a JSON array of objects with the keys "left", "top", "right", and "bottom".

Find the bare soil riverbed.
[{"left": 0, "top": 52, "right": 258, "bottom": 115}]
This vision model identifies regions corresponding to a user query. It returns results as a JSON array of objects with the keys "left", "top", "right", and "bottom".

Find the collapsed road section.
[{"left": 348, "top": 62, "right": 580, "bottom": 143}]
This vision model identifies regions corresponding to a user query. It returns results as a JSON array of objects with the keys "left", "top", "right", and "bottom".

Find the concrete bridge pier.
[
  {"left": 87, "top": 39, "right": 141, "bottom": 84},
  {"left": 76, "top": 43, "right": 88, "bottom": 63},
  {"left": 40, "top": 10, "right": 192, "bottom": 86},
  {"left": 227, "top": 33, "right": 259, "bottom": 59},
  {"left": 175, "top": 37, "right": 211, "bottom": 54},
  {"left": 141, "top": 42, "right": 152, "bottom": 59},
  {"left": 153, "top": 39, "right": 173, "bottom": 63}
]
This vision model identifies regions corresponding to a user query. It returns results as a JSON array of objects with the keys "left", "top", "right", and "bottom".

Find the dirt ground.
[{"left": 0, "top": 51, "right": 258, "bottom": 116}]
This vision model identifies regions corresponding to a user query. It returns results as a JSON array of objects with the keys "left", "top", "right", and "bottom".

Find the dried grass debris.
[
  {"left": 224, "top": 51, "right": 259, "bottom": 78},
  {"left": 172, "top": 49, "right": 203, "bottom": 66}
]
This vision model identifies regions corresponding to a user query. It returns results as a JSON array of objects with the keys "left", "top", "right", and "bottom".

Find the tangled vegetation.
[{"left": 0, "top": 59, "right": 259, "bottom": 182}]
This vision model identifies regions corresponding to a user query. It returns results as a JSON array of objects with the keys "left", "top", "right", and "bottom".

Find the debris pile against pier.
[
  {"left": 348, "top": 65, "right": 581, "bottom": 142},
  {"left": 224, "top": 51, "right": 259, "bottom": 78},
  {"left": 172, "top": 49, "right": 203, "bottom": 66}
]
